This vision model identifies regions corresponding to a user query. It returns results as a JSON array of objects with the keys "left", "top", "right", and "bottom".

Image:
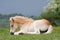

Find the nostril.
[{"left": 10, "top": 32, "right": 14, "bottom": 35}]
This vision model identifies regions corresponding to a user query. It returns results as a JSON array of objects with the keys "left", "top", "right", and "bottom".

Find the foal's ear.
[
  {"left": 12, "top": 18, "right": 14, "bottom": 22},
  {"left": 10, "top": 17, "right": 15, "bottom": 22}
]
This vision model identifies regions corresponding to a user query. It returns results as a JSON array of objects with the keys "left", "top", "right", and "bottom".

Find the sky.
[{"left": 0, "top": 0, "right": 49, "bottom": 16}]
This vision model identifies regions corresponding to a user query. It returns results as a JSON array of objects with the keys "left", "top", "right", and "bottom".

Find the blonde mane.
[
  {"left": 14, "top": 16, "right": 34, "bottom": 21},
  {"left": 10, "top": 16, "right": 34, "bottom": 26}
]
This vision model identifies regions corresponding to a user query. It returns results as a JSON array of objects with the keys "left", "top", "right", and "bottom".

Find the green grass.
[{"left": 0, "top": 27, "right": 60, "bottom": 40}]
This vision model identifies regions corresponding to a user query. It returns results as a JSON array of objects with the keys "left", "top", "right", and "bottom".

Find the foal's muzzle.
[{"left": 10, "top": 32, "right": 14, "bottom": 35}]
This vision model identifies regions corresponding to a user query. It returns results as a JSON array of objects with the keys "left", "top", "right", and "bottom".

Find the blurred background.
[{"left": 0, "top": 0, "right": 60, "bottom": 28}]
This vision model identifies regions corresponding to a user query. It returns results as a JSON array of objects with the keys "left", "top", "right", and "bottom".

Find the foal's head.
[{"left": 10, "top": 17, "right": 20, "bottom": 35}]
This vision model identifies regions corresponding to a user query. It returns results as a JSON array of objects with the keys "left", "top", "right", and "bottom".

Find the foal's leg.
[
  {"left": 44, "top": 25, "right": 53, "bottom": 34},
  {"left": 14, "top": 30, "right": 40, "bottom": 35},
  {"left": 25, "top": 29, "right": 40, "bottom": 34},
  {"left": 25, "top": 32, "right": 40, "bottom": 34}
]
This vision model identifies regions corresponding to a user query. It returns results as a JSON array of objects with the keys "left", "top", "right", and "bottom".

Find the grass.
[{"left": 0, "top": 27, "right": 60, "bottom": 40}]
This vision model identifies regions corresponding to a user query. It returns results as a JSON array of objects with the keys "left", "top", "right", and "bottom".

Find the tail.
[{"left": 44, "top": 25, "right": 53, "bottom": 34}]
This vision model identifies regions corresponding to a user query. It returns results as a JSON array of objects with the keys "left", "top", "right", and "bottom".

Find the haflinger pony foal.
[{"left": 10, "top": 16, "right": 53, "bottom": 35}]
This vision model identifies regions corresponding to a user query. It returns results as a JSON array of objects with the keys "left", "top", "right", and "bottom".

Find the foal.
[{"left": 10, "top": 16, "right": 53, "bottom": 35}]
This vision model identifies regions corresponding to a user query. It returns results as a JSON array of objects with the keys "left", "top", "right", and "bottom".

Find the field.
[{"left": 0, "top": 27, "right": 60, "bottom": 40}]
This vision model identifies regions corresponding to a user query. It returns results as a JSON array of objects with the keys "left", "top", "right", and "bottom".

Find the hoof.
[{"left": 19, "top": 33, "right": 24, "bottom": 35}]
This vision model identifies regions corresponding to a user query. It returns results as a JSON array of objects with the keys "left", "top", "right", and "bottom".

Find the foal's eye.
[{"left": 11, "top": 25, "right": 13, "bottom": 27}]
